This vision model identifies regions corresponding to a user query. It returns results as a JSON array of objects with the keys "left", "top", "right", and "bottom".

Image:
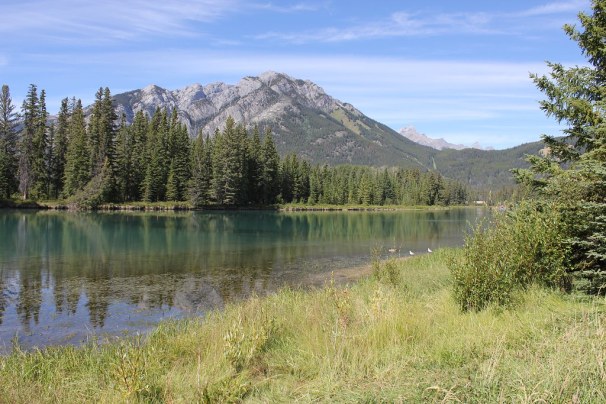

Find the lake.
[{"left": 0, "top": 208, "right": 486, "bottom": 352}]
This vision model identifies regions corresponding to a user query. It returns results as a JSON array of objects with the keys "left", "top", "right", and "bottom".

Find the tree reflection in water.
[{"left": 0, "top": 208, "right": 485, "bottom": 351}]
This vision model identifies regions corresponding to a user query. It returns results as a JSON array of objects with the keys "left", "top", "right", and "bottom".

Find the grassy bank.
[
  {"left": 1, "top": 197, "right": 469, "bottom": 212},
  {"left": 278, "top": 203, "right": 459, "bottom": 211},
  {"left": 1, "top": 250, "right": 605, "bottom": 403}
]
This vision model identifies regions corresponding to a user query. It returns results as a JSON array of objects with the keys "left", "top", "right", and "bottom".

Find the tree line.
[{"left": 0, "top": 84, "right": 469, "bottom": 207}]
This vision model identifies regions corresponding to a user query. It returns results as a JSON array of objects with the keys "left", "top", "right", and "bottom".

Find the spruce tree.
[
  {"left": 260, "top": 128, "right": 280, "bottom": 205},
  {"left": 211, "top": 127, "right": 226, "bottom": 204},
  {"left": 130, "top": 110, "right": 148, "bottom": 201},
  {"left": 31, "top": 89, "right": 49, "bottom": 199},
  {"left": 190, "top": 132, "right": 212, "bottom": 207},
  {"left": 513, "top": 0, "right": 606, "bottom": 293},
  {"left": 166, "top": 110, "right": 191, "bottom": 201},
  {"left": 18, "top": 84, "right": 40, "bottom": 200},
  {"left": 63, "top": 100, "right": 90, "bottom": 197},
  {"left": 50, "top": 98, "right": 70, "bottom": 199},
  {"left": 143, "top": 108, "right": 169, "bottom": 201},
  {"left": 88, "top": 87, "right": 117, "bottom": 176},
  {"left": 0, "top": 84, "right": 18, "bottom": 199},
  {"left": 114, "top": 114, "right": 132, "bottom": 201},
  {"left": 247, "top": 126, "right": 263, "bottom": 204},
  {"left": 221, "top": 118, "right": 248, "bottom": 205}
]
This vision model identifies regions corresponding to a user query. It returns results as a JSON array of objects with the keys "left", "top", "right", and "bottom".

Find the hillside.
[{"left": 434, "top": 141, "right": 544, "bottom": 187}]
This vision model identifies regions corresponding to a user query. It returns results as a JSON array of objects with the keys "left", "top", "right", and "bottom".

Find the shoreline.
[{"left": 0, "top": 199, "right": 474, "bottom": 212}]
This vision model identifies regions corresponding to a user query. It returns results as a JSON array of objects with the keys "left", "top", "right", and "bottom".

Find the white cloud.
[
  {"left": 250, "top": 2, "right": 323, "bottom": 13},
  {"left": 256, "top": 1, "right": 590, "bottom": 44},
  {"left": 0, "top": 0, "right": 241, "bottom": 41},
  {"left": 257, "top": 10, "right": 501, "bottom": 43},
  {"left": 519, "top": 0, "right": 589, "bottom": 17}
]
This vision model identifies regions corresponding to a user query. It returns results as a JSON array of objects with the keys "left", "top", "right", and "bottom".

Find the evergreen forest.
[{"left": 0, "top": 85, "right": 469, "bottom": 208}]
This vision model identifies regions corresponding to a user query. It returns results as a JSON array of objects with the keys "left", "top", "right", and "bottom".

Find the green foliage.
[
  {"left": 512, "top": 0, "right": 606, "bottom": 294},
  {"left": 190, "top": 132, "right": 213, "bottom": 206},
  {"left": 63, "top": 100, "right": 90, "bottom": 197},
  {"left": 371, "top": 251, "right": 402, "bottom": 287},
  {"left": 0, "top": 84, "right": 19, "bottom": 199},
  {"left": 49, "top": 98, "right": 70, "bottom": 199},
  {"left": 142, "top": 108, "right": 170, "bottom": 202},
  {"left": 260, "top": 128, "right": 280, "bottom": 205},
  {"left": 451, "top": 202, "right": 570, "bottom": 311},
  {"left": 66, "top": 157, "right": 114, "bottom": 209}
]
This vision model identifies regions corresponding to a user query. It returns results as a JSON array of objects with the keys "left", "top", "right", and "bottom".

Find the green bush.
[{"left": 451, "top": 201, "right": 571, "bottom": 311}]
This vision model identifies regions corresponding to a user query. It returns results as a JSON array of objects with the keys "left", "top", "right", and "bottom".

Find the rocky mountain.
[
  {"left": 399, "top": 127, "right": 493, "bottom": 151},
  {"left": 109, "top": 71, "right": 543, "bottom": 186},
  {"left": 112, "top": 71, "right": 436, "bottom": 169}
]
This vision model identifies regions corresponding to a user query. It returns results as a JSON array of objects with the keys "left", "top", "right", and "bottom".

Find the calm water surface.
[{"left": 0, "top": 208, "right": 485, "bottom": 352}]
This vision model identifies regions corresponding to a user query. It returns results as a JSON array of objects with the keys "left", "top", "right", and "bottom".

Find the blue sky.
[{"left": 0, "top": 0, "right": 591, "bottom": 149}]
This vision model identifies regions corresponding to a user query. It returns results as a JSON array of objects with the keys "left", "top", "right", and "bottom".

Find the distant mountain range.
[
  {"left": 398, "top": 127, "right": 494, "bottom": 151},
  {"left": 108, "top": 71, "right": 543, "bottom": 187}
]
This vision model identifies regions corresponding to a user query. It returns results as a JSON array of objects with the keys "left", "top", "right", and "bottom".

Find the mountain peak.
[
  {"left": 399, "top": 127, "right": 492, "bottom": 151},
  {"left": 142, "top": 84, "right": 162, "bottom": 93}
]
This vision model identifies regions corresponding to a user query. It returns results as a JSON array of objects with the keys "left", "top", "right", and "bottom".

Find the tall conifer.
[
  {"left": 63, "top": 100, "right": 90, "bottom": 197},
  {"left": 0, "top": 85, "right": 18, "bottom": 198}
]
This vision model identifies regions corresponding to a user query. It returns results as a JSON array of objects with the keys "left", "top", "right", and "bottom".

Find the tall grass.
[{"left": 1, "top": 250, "right": 604, "bottom": 402}]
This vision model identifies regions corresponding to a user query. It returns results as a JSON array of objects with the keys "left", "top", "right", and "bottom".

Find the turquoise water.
[{"left": 0, "top": 208, "right": 485, "bottom": 351}]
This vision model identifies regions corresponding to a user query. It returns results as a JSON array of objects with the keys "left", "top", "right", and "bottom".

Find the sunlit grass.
[{"left": 1, "top": 249, "right": 604, "bottom": 402}]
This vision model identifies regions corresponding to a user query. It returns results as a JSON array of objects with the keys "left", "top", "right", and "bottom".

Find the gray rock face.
[
  {"left": 112, "top": 71, "right": 355, "bottom": 137},
  {"left": 109, "top": 71, "right": 433, "bottom": 168}
]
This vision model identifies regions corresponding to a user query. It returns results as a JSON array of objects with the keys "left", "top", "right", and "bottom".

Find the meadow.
[{"left": 1, "top": 249, "right": 604, "bottom": 403}]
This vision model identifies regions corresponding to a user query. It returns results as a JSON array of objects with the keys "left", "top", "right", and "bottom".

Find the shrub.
[
  {"left": 372, "top": 254, "right": 401, "bottom": 287},
  {"left": 450, "top": 201, "right": 570, "bottom": 311}
]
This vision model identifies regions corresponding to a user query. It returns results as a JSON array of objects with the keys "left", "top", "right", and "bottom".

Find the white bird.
[
  {"left": 427, "top": 248, "right": 433, "bottom": 253},
  {"left": 388, "top": 248, "right": 397, "bottom": 253},
  {"left": 409, "top": 251, "right": 415, "bottom": 256}
]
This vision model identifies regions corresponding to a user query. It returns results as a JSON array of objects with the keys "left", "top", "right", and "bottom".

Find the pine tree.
[
  {"left": 513, "top": 0, "right": 606, "bottom": 293},
  {"left": 166, "top": 110, "right": 191, "bottom": 201},
  {"left": 247, "top": 126, "right": 263, "bottom": 204},
  {"left": 130, "top": 110, "right": 148, "bottom": 201},
  {"left": 18, "top": 84, "right": 40, "bottom": 200},
  {"left": 165, "top": 161, "right": 179, "bottom": 201},
  {"left": 211, "top": 127, "right": 226, "bottom": 204},
  {"left": 31, "top": 89, "right": 49, "bottom": 199},
  {"left": 260, "top": 128, "right": 280, "bottom": 205},
  {"left": 88, "top": 87, "right": 117, "bottom": 177},
  {"left": 222, "top": 119, "right": 248, "bottom": 205},
  {"left": 114, "top": 114, "right": 132, "bottom": 201},
  {"left": 0, "top": 84, "right": 18, "bottom": 199},
  {"left": 50, "top": 98, "right": 70, "bottom": 199},
  {"left": 190, "top": 132, "right": 212, "bottom": 207},
  {"left": 143, "top": 108, "right": 169, "bottom": 201},
  {"left": 63, "top": 100, "right": 90, "bottom": 197}
]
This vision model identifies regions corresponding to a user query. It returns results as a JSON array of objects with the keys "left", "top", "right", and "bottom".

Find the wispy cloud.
[
  {"left": 250, "top": 2, "right": 324, "bottom": 13},
  {"left": 256, "top": 1, "right": 590, "bottom": 44},
  {"left": 0, "top": 0, "right": 241, "bottom": 42},
  {"left": 519, "top": 0, "right": 588, "bottom": 17},
  {"left": 257, "top": 11, "right": 499, "bottom": 43}
]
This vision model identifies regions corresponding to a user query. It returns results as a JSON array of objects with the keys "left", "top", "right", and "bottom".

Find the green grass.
[
  {"left": 1, "top": 250, "right": 605, "bottom": 403},
  {"left": 278, "top": 202, "right": 460, "bottom": 211}
]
